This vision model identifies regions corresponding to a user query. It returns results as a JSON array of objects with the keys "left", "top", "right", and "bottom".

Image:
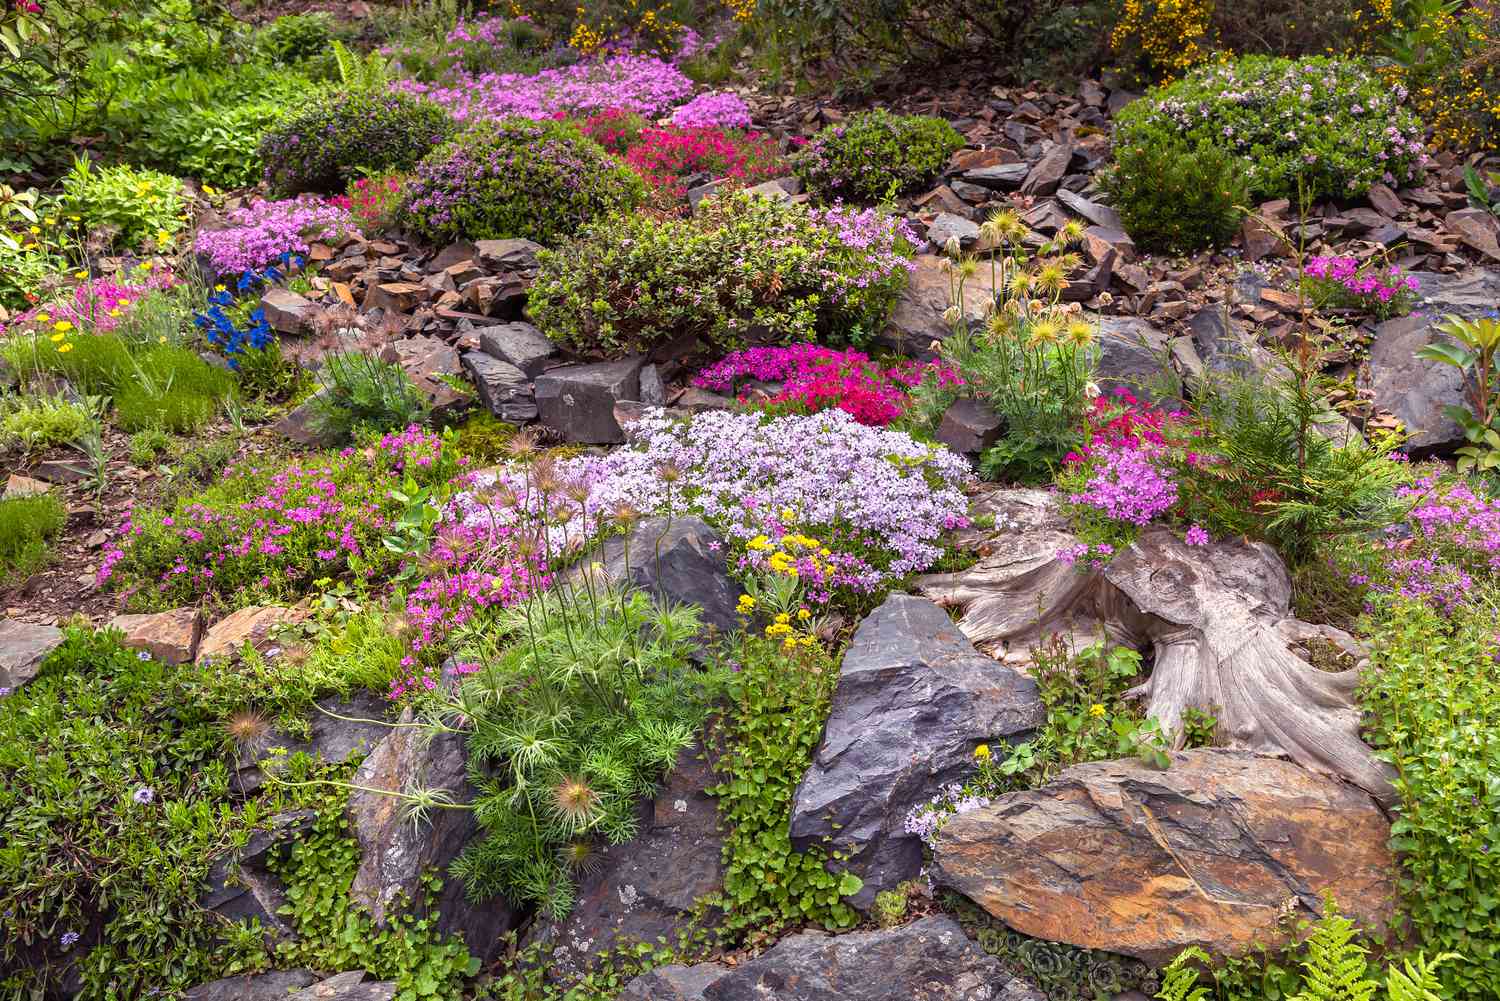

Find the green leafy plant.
[
  {"left": 0, "top": 391, "right": 94, "bottom": 452},
  {"left": 331, "top": 38, "right": 394, "bottom": 91},
  {"left": 259, "top": 89, "right": 455, "bottom": 196},
  {"left": 397, "top": 117, "right": 646, "bottom": 245},
  {"left": 530, "top": 190, "right": 914, "bottom": 357},
  {"left": 707, "top": 632, "right": 863, "bottom": 935},
  {"left": 306, "top": 349, "right": 432, "bottom": 444},
  {"left": 126, "top": 427, "right": 171, "bottom": 466},
  {"left": 256, "top": 12, "right": 333, "bottom": 66},
  {"left": 1463, "top": 163, "right": 1500, "bottom": 218},
  {"left": 1361, "top": 599, "right": 1500, "bottom": 999},
  {"left": 1157, "top": 947, "right": 1214, "bottom": 1001},
  {"left": 1100, "top": 137, "right": 1248, "bottom": 253},
  {"left": 434, "top": 584, "right": 728, "bottom": 918},
  {"left": 58, "top": 157, "right": 187, "bottom": 252},
  {"left": 1287, "top": 903, "right": 1379, "bottom": 1001},
  {"left": 0, "top": 490, "right": 66, "bottom": 586},
  {"left": 1416, "top": 314, "right": 1500, "bottom": 475},
  {"left": 792, "top": 109, "right": 963, "bottom": 203}
]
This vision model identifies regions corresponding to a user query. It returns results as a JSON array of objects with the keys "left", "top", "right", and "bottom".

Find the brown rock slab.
[
  {"left": 197, "top": 605, "right": 310, "bottom": 664},
  {"left": 1019, "top": 143, "right": 1073, "bottom": 196},
  {"left": 109, "top": 607, "right": 203, "bottom": 665},
  {"left": 362, "top": 281, "right": 428, "bottom": 314},
  {"left": 0, "top": 618, "right": 64, "bottom": 692},
  {"left": 1444, "top": 208, "right": 1500, "bottom": 261},
  {"left": 936, "top": 749, "right": 1397, "bottom": 964},
  {"left": 878, "top": 254, "right": 997, "bottom": 353},
  {"left": 3, "top": 473, "right": 50, "bottom": 499},
  {"left": 260, "top": 288, "right": 316, "bottom": 336}
]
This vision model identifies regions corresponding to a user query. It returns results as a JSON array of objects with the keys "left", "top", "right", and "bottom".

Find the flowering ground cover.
[
  {"left": 193, "top": 197, "right": 357, "bottom": 277},
  {"left": 1301, "top": 255, "right": 1421, "bottom": 320}
]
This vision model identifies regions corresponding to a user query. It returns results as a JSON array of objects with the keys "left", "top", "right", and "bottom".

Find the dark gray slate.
[
  {"left": 1364, "top": 269, "right": 1500, "bottom": 455},
  {"left": 1096, "top": 316, "right": 1176, "bottom": 403},
  {"left": 936, "top": 399, "right": 1004, "bottom": 456},
  {"left": 348, "top": 713, "right": 517, "bottom": 964},
  {"left": 234, "top": 691, "right": 390, "bottom": 796},
  {"left": 526, "top": 744, "right": 725, "bottom": 981},
  {"left": 273, "top": 391, "right": 344, "bottom": 449},
  {"left": 199, "top": 809, "right": 317, "bottom": 937},
  {"left": 284, "top": 971, "right": 396, "bottom": 1001},
  {"left": 476, "top": 238, "right": 543, "bottom": 271},
  {"left": 536, "top": 358, "right": 644, "bottom": 444},
  {"left": 639, "top": 363, "right": 666, "bottom": 406},
  {"left": 928, "top": 212, "right": 981, "bottom": 250},
  {"left": 0, "top": 619, "right": 63, "bottom": 692},
  {"left": 702, "top": 916, "right": 1011, "bottom": 1001},
  {"left": 596, "top": 516, "right": 743, "bottom": 643},
  {"left": 789, "top": 595, "right": 1044, "bottom": 909},
  {"left": 1185, "top": 305, "right": 1273, "bottom": 379},
  {"left": 1055, "top": 188, "right": 1123, "bottom": 230},
  {"left": 620, "top": 963, "right": 729, "bottom": 1001},
  {"left": 1020, "top": 143, "right": 1074, "bottom": 197},
  {"left": 961, "top": 163, "right": 1029, "bottom": 190},
  {"left": 478, "top": 322, "right": 557, "bottom": 378},
  {"left": 461, "top": 350, "right": 538, "bottom": 424},
  {"left": 185, "top": 970, "right": 318, "bottom": 1001}
]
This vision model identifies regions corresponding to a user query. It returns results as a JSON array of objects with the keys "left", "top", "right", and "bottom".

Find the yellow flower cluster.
[
  {"left": 746, "top": 531, "right": 833, "bottom": 581},
  {"left": 1397, "top": 5, "right": 1499, "bottom": 150},
  {"left": 569, "top": 0, "right": 685, "bottom": 55},
  {"left": 1110, "top": 0, "right": 1215, "bottom": 79},
  {"left": 724, "top": 0, "right": 755, "bottom": 23},
  {"left": 735, "top": 597, "right": 817, "bottom": 653}
]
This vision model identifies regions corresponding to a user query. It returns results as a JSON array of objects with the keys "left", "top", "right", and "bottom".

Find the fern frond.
[{"left": 1156, "top": 946, "right": 1212, "bottom": 1001}]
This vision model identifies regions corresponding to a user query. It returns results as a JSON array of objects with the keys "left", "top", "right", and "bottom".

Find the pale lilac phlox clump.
[
  {"left": 194, "top": 197, "right": 357, "bottom": 276},
  {"left": 669, "top": 91, "right": 752, "bottom": 129}
]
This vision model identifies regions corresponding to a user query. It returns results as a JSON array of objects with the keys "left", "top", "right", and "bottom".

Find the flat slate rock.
[
  {"left": 185, "top": 970, "right": 318, "bottom": 1001},
  {"left": 0, "top": 619, "right": 63, "bottom": 692}
]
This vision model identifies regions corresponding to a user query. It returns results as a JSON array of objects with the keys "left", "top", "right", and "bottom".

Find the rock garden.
[{"left": 1, "top": 1, "right": 1499, "bottom": 999}]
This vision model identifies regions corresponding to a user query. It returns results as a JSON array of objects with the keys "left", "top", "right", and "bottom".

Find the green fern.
[
  {"left": 331, "top": 39, "right": 390, "bottom": 90},
  {"left": 1289, "top": 903, "right": 1379, "bottom": 1001},
  {"left": 1157, "top": 947, "right": 1213, "bottom": 1001},
  {"left": 1386, "top": 952, "right": 1461, "bottom": 1001}
]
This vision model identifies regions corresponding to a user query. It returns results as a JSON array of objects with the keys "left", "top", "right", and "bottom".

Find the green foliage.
[
  {"left": 306, "top": 350, "right": 433, "bottom": 444},
  {"left": 531, "top": 190, "right": 913, "bottom": 357},
  {"left": 0, "top": 391, "right": 94, "bottom": 452},
  {"left": 127, "top": 427, "right": 171, "bottom": 466},
  {"left": 0, "top": 233, "right": 65, "bottom": 311},
  {"left": 1385, "top": 952, "right": 1461, "bottom": 1001},
  {"left": 256, "top": 13, "right": 333, "bottom": 67},
  {"left": 330, "top": 38, "right": 394, "bottom": 91},
  {"left": 0, "top": 627, "right": 265, "bottom": 999},
  {"left": 871, "top": 884, "right": 914, "bottom": 928},
  {"left": 1158, "top": 948, "right": 1214, "bottom": 1001},
  {"left": 792, "top": 109, "right": 963, "bottom": 203},
  {"left": 1416, "top": 314, "right": 1500, "bottom": 476},
  {"left": 259, "top": 89, "right": 455, "bottom": 196},
  {"left": 270, "top": 792, "right": 479, "bottom": 1001},
  {"left": 446, "top": 411, "right": 517, "bottom": 465},
  {"left": 397, "top": 118, "right": 646, "bottom": 246},
  {"left": 1177, "top": 335, "right": 1408, "bottom": 566},
  {"left": 1100, "top": 138, "right": 1248, "bottom": 253},
  {"left": 446, "top": 585, "right": 727, "bottom": 918},
  {"left": 1288, "top": 903, "right": 1378, "bottom": 1001},
  {"left": 0, "top": 490, "right": 66, "bottom": 585},
  {"left": 1111, "top": 55, "right": 1427, "bottom": 203},
  {"left": 58, "top": 158, "right": 187, "bottom": 252},
  {"left": 1361, "top": 600, "right": 1500, "bottom": 999},
  {"left": 707, "top": 634, "right": 862, "bottom": 934}
]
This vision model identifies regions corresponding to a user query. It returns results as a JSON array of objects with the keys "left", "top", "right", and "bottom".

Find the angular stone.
[
  {"left": 428, "top": 241, "right": 476, "bottom": 272},
  {"left": 962, "top": 163, "right": 1029, "bottom": 190},
  {"left": 879, "top": 255, "right": 996, "bottom": 354},
  {"left": 234, "top": 691, "right": 391, "bottom": 796},
  {"left": 620, "top": 963, "right": 728, "bottom": 1001},
  {"left": 790, "top": 595, "right": 1044, "bottom": 908},
  {"left": 744, "top": 178, "right": 793, "bottom": 201},
  {"left": 379, "top": 335, "right": 468, "bottom": 414},
  {"left": 638, "top": 363, "right": 665, "bottom": 406},
  {"left": 1364, "top": 269, "right": 1500, "bottom": 454},
  {"left": 1366, "top": 182, "right": 1404, "bottom": 218},
  {"left": 675, "top": 387, "right": 735, "bottom": 412},
  {"left": 1056, "top": 188, "right": 1122, "bottom": 230},
  {"left": 535, "top": 358, "right": 644, "bottom": 444},
  {"left": 1338, "top": 207, "right": 1391, "bottom": 234},
  {"left": 1096, "top": 316, "right": 1174, "bottom": 403},
  {"left": 475, "top": 238, "right": 543, "bottom": 271},
  {"left": 285, "top": 972, "right": 396, "bottom": 1001},
  {"left": 1241, "top": 215, "right": 1288, "bottom": 262},
  {"left": 0, "top": 619, "right": 63, "bottom": 692},
  {"left": 3, "top": 473, "right": 49, "bottom": 499},
  {"left": 362, "top": 281, "right": 427, "bottom": 314},
  {"left": 349, "top": 715, "right": 517, "bottom": 963},
  {"left": 928, "top": 212, "right": 980, "bottom": 250},
  {"left": 185, "top": 970, "right": 318, "bottom": 1001},
  {"left": 478, "top": 322, "right": 557, "bottom": 378},
  {"left": 1020, "top": 143, "right": 1073, "bottom": 197},
  {"left": 936, "top": 399, "right": 1003, "bottom": 456},
  {"left": 109, "top": 607, "right": 203, "bottom": 665},
  {"left": 273, "top": 392, "right": 344, "bottom": 449},
  {"left": 462, "top": 276, "right": 526, "bottom": 318},
  {"left": 260, "top": 288, "right": 315, "bottom": 335},
  {"left": 198, "top": 605, "right": 309, "bottom": 664},
  {"left": 1084, "top": 224, "right": 1134, "bottom": 263},
  {"left": 936, "top": 750, "right": 1397, "bottom": 965},
  {"left": 199, "top": 809, "right": 317, "bottom": 937},
  {"left": 701, "top": 916, "right": 1011, "bottom": 1001},
  {"left": 1444, "top": 208, "right": 1500, "bottom": 261},
  {"left": 460, "top": 351, "right": 537, "bottom": 424},
  {"left": 596, "top": 517, "right": 742, "bottom": 642}
]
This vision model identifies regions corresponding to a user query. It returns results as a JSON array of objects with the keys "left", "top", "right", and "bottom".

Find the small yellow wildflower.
[
  {"left": 736, "top": 594, "right": 756, "bottom": 612},
  {"left": 57, "top": 343, "right": 73, "bottom": 354},
  {"left": 74, "top": 271, "right": 88, "bottom": 280},
  {"left": 108, "top": 309, "right": 121, "bottom": 318},
  {"left": 28, "top": 226, "right": 39, "bottom": 235},
  {"left": 53, "top": 320, "right": 73, "bottom": 333},
  {"left": 49, "top": 332, "right": 65, "bottom": 343},
  {"left": 780, "top": 507, "right": 795, "bottom": 520},
  {"left": 118, "top": 298, "right": 132, "bottom": 307},
  {"left": 774, "top": 612, "right": 790, "bottom": 625},
  {"left": 214, "top": 284, "right": 227, "bottom": 293},
  {"left": 36, "top": 312, "right": 49, "bottom": 323},
  {"left": 157, "top": 335, "right": 167, "bottom": 344},
  {"left": 796, "top": 608, "right": 810, "bottom": 621},
  {"left": 202, "top": 184, "right": 216, "bottom": 195},
  {"left": 155, "top": 229, "right": 172, "bottom": 245},
  {"left": 1089, "top": 703, "right": 1106, "bottom": 718},
  {"left": 764, "top": 622, "right": 793, "bottom": 637},
  {"left": 746, "top": 534, "right": 770, "bottom": 551},
  {"left": 974, "top": 744, "right": 991, "bottom": 760},
  {"left": 68, "top": 214, "right": 80, "bottom": 222}
]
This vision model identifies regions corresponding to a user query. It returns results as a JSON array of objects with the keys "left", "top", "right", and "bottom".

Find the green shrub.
[
  {"left": 0, "top": 491, "right": 66, "bottom": 585},
  {"left": 1112, "top": 56, "right": 1427, "bottom": 203},
  {"left": 1099, "top": 138, "right": 1248, "bottom": 253},
  {"left": 259, "top": 90, "right": 455, "bottom": 196},
  {"left": 397, "top": 118, "right": 646, "bottom": 246},
  {"left": 529, "top": 190, "right": 915, "bottom": 357},
  {"left": 256, "top": 12, "right": 334, "bottom": 66},
  {"left": 59, "top": 159, "right": 187, "bottom": 252},
  {"left": 447, "top": 586, "right": 728, "bottom": 918},
  {"left": 707, "top": 634, "right": 862, "bottom": 933},
  {"left": 0, "top": 236, "right": 66, "bottom": 312},
  {"left": 305, "top": 350, "right": 432, "bottom": 444},
  {"left": 793, "top": 109, "right": 964, "bottom": 203},
  {"left": 127, "top": 427, "right": 171, "bottom": 466},
  {"left": 1361, "top": 601, "right": 1500, "bottom": 1000},
  {"left": 0, "top": 393, "right": 95, "bottom": 453}
]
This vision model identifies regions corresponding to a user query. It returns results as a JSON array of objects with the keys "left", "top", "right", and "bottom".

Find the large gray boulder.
[
  {"left": 704, "top": 916, "right": 1012, "bottom": 1001},
  {"left": 536, "top": 358, "right": 644, "bottom": 444},
  {"left": 620, "top": 963, "right": 728, "bottom": 1001},
  {"left": 1363, "top": 269, "right": 1500, "bottom": 455},
  {"left": 789, "top": 595, "right": 1044, "bottom": 909},
  {"left": 347, "top": 715, "right": 517, "bottom": 964},
  {"left": 595, "top": 516, "right": 743, "bottom": 643}
]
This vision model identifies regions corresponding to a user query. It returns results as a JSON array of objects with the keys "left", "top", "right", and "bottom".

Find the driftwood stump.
[{"left": 916, "top": 489, "right": 1395, "bottom": 806}]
